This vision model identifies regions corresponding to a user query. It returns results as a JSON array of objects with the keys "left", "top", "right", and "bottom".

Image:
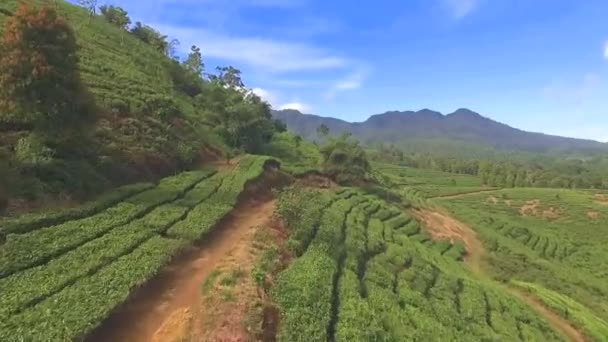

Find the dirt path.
[
  {"left": 86, "top": 198, "right": 276, "bottom": 342},
  {"left": 430, "top": 188, "right": 500, "bottom": 200},
  {"left": 411, "top": 207, "right": 587, "bottom": 342},
  {"left": 509, "top": 289, "right": 587, "bottom": 342},
  {"left": 410, "top": 208, "right": 485, "bottom": 273}
]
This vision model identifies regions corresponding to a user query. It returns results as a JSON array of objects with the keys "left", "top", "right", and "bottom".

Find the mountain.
[{"left": 272, "top": 108, "right": 608, "bottom": 153}]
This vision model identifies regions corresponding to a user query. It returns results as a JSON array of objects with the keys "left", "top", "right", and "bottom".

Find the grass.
[
  {"left": 202, "top": 269, "right": 222, "bottom": 294},
  {"left": 219, "top": 267, "right": 245, "bottom": 287}
]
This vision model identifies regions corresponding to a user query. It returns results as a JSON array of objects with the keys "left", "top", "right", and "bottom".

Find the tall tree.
[
  {"left": 99, "top": 5, "right": 130, "bottom": 30},
  {"left": 167, "top": 38, "right": 180, "bottom": 60},
  {"left": 183, "top": 45, "right": 204, "bottom": 77},
  {"left": 130, "top": 22, "right": 169, "bottom": 54},
  {"left": 212, "top": 66, "right": 244, "bottom": 88},
  {"left": 77, "top": 0, "right": 97, "bottom": 16},
  {"left": 0, "top": 1, "right": 95, "bottom": 137},
  {"left": 317, "top": 124, "right": 330, "bottom": 137}
]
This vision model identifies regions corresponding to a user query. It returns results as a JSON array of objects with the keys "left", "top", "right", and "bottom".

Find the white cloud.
[
  {"left": 443, "top": 0, "right": 478, "bottom": 19},
  {"left": 153, "top": 25, "right": 348, "bottom": 73},
  {"left": 325, "top": 69, "right": 368, "bottom": 99},
  {"left": 251, "top": 87, "right": 278, "bottom": 105},
  {"left": 279, "top": 102, "right": 311, "bottom": 112},
  {"left": 603, "top": 41, "right": 608, "bottom": 59}
]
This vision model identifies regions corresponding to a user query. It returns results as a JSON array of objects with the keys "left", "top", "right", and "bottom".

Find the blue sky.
[{"left": 84, "top": 0, "right": 608, "bottom": 141}]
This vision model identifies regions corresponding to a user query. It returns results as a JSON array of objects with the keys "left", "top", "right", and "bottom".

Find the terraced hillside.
[
  {"left": 272, "top": 187, "right": 564, "bottom": 341},
  {"left": 373, "top": 164, "right": 608, "bottom": 341},
  {"left": 435, "top": 188, "right": 608, "bottom": 340},
  {"left": 0, "top": 155, "right": 273, "bottom": 340}
]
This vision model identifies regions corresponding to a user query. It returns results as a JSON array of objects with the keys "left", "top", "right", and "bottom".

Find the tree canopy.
[
  {"left": 320, "top": 133, "right": 371, "bottom": 183},
  {"left": 99, "top": 5, "right": 130, "bottom": 30},
  {"left": 0, "top": 1, "right": 95, "bottom": 137}
]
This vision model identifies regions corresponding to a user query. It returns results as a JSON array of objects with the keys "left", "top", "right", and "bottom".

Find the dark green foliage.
[
  {"left": 275, "top": 186, "right": 332, "bottom": 255},
  {"left": 99, "top": 5, "right": 130, "bottom": 30},
  {"left": 273, "top": 245, "right": 336, "bottom": 342},
  {"left": 320, "top": 133, "right": 371, "bottom": 183},
  {"left": 130, "top": 21, "right": 169, "bottom": 54},
  {"left": 262, "top": 131, "right": 322, "bottom": 175},
  {"left": 0, "top": 182, "right": 153, "bottom": 235},
  {"left": 142, "top": 94, "right": 182, "bottom": 122},
  {"left": 199, "top": 82, "right": 275, "bottom": 153}
]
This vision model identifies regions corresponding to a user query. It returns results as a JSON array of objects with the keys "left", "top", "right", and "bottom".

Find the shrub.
[{"left": 142, "top": 95, "right": 182, "bottom": 122}]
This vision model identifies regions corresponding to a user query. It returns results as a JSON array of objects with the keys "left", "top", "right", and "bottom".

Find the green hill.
[{"left": 0, "top": 0, "right": 275, "bottom": 214}]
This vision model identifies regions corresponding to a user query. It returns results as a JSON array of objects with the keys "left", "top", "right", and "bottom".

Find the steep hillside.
[
  {"left": 273, "top": 108, "right": 608, "bottom": 154},
  {"left": 0, "top": 1, "right": 277, "bottom": 213}
]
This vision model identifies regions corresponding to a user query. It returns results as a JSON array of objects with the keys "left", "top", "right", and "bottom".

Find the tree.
[
  {"left": 183, "top": 45, "right": 204, "bottom": 77},
  {"left": 77, "top": 0, "right": 97, "bottom": 16},
  {"left": 317, "top": 124, "right": 330, "bottom": 138},
  {"left": 130, "top": 22, "right": 169, "bottom": 54},
  {"left": 197, "top": 83, "right": 275, "bottom": 153},
  {"left": 320, "top": 133, "right": 371, "bottom": 183},
  {"left": 99, "top": 5, "right": 130, "bottom": 30},
  {"left": 0, "top": 2, "right": 95, "bottom": 138},
  {"left": 212, "top": 66, "right": 244, "bottom": 88},
  {"left": 168, "top": 38, "right": 180, "bottom": 60}
]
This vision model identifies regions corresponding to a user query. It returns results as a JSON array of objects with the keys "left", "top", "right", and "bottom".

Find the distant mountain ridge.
[{"left": 272, "top": 108, "right": 607, "bottom": 153}]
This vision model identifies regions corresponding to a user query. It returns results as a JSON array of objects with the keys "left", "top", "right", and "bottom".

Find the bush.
[
  {"left": 109, "top": 99, "right": 129, "bottom": 115},
  {"left": 142, "top": 95, "right": 182, "bottom": 122},
  {"left": 320, "top": 133, "right": 371, "bottom": 184}
]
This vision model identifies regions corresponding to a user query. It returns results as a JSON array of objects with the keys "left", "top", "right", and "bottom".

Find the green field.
[
  {"left": 271, "top": 187, "right": 564, "bottom": 341},
  {"left": 433, "top": 186, "right": 608, "bottom": 338},
  {"left": 0, "top": 155, "right": 272, "bottom": 340},
  {"left": 374, "top": 163, "right": 496, "bottom": 198},
  {"left": 370, "top": 165, "right": 608, "bottom": 340}
]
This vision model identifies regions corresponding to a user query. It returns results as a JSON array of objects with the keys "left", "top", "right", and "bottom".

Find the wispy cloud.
[
  {"left": 154, "top": 25, "right": 349, "bottom": 73},
  {"left": 443, "top": 0, "right": 479, "bottom": 19},
  {"left": 279, "top": 102, "right": 311, "bottom": 112},
  {"left": 251, "top": 87, "right": 279, "bottom": 105},
  {"left": 603, "top": 41, "right": 608, "bottom": 59},
  {"left": 252, "top": 87, "right": 312, "bottom": 113},
  {"left": 325, "top": 68, "right": 369, "bottom": 99}
]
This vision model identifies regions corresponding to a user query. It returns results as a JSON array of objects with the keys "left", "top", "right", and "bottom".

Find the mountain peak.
[
  {"left": 448, "top": 108, "right": 482, "bottom": 118},
  {"left": 272, "top": 107, "right": 607, "bottom": 153}
]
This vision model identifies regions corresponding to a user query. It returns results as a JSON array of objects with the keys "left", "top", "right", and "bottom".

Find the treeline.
[
  {"left": 371, "top": 144, "right": 608, "bottom": 189},
  {"left": 0, "top": 1, "right": 283, "bottom": 213}
]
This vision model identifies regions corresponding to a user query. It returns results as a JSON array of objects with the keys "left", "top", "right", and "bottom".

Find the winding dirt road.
[{"left": 86, "top": 198, "right": 276, "bottom": 342}]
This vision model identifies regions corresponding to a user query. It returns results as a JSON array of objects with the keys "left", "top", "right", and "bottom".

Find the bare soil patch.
[
  {"left": 86, "top": 197, "right": 277, "bottom": 342},
  {"left": 587, "top": 211, "right": 600, "bottom": 220},
  {"left": 410, "top": 208, "right": 485, "bottom": 273},
  {"left": 295, "top": 173, "right": 336, "bottom": 189},
  {"left": 486, "top": 196, "right": 498, "bottom": 205},
  {"left": 542, "top": 207, "right": 561, "bottom": 219},
  {"left": 520, "top": 199, "right": 540, "bottom": 217},
  {"left": 595, "top": 194, "right": 608, "bottom": 206}
]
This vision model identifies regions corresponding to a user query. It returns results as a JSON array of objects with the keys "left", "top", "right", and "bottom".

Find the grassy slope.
[
  {"left": 0, "top": 0, "right": 226, "bottom": 209},
  {"left": 376, "top": 165, "right": 608, "bottom": 340}
]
